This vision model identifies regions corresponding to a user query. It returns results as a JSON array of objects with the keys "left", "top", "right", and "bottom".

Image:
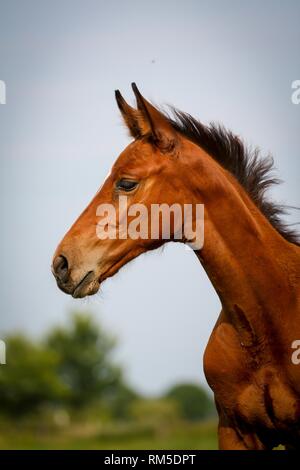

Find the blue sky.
[{"left": 0, "top": 0, "right": 299, "bottom": 394}]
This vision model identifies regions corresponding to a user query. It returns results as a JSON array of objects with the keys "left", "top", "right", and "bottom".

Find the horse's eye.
[{"left": 116, "top": 179, "right": 139, "bottom": 192}]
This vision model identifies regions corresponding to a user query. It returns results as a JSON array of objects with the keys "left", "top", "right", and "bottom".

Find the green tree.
[
  {"left": 165, "top": 383, "right": 215, "bottom": 421},
  {"left": 46, "top": 312, "right": 121, "bottom": 408},
  {"left": 0, "top": 336, "right": 67, "bottom": 416},
  {"left": 107, "top": 384, "right": 139, "bottom": 420}
]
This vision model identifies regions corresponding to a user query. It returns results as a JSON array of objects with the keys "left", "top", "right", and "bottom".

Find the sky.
[{"left": 0, "top": 0, "right": 299, "bottom": 395}]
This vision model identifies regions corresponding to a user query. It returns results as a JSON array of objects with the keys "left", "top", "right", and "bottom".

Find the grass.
[{"left": 0, "top": 419, "right": 218, "bottom": 450}]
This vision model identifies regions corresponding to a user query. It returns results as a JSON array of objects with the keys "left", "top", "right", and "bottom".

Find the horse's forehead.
[{"left": 114, "top": 140, "right": 158, "bottom": 168}]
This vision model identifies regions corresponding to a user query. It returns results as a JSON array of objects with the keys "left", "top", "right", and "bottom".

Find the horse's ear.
[
  {"left": 115, "top": 90, "right": 142, "bottom": 139},
  {"left": 131, "top": 83, "right": 177, "bottom": 152}
]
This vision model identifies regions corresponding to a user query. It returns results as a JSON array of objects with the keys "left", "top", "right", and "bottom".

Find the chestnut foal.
[{"left": 52, "top": 84, "right": 300, "bottom": 449}]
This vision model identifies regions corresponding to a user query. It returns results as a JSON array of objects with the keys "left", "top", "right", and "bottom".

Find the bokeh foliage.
[{"left": 0, "top": 312, "right": 217, "bottom": 449}]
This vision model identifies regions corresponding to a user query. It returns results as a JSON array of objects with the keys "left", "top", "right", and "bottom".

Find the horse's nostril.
[{"left": 53, "top": 255, "right": 69, "bottom": 282}]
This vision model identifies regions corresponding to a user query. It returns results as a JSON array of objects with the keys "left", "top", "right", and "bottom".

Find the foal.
[{"left": 52, "top": 84, "right": 300, "bottom": 449}]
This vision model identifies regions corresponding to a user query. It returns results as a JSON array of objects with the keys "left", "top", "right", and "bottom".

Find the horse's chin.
[
  {"left": 70, "top": 253, "right": 136, "bottom": 299},
  {"left": 71, "top": 274, "right": 100, "bottom": 299}
]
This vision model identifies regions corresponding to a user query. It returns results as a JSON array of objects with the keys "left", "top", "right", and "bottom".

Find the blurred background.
[{"left": 0, "top": 0, "right": 299, "bottom": 449}]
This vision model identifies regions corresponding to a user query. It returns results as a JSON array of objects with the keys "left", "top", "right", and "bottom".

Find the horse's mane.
[{"left": 165, "top": 108, "right": 299, "bottom": 245}]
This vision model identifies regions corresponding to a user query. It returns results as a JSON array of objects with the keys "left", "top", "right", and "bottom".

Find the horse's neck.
[{"left": 186, "top": 153, "right": 298, "bottom": 338}]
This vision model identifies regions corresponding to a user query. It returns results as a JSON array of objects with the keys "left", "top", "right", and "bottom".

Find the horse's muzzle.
[{"left": 52, "top": 255, "right": 99, "bottom": 298}]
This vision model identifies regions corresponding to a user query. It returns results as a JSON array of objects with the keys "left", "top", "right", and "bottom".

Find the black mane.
[{"left": 165, "top": 108, "right": 299, "bottom": 245}]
